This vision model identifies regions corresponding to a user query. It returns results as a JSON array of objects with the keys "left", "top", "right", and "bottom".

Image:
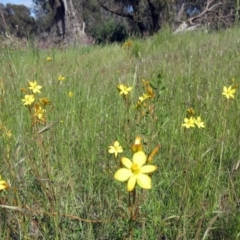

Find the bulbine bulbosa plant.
[{"left": 110, "top": 137, "right": 159, "bottom": 239}]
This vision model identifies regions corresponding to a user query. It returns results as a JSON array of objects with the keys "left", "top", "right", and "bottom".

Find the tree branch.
[
  {"left": 99, "top": 3, "right": 134, "bottom": 20},
  {"left": 188, "top": 0, "right": 222, "bottom": 25}
]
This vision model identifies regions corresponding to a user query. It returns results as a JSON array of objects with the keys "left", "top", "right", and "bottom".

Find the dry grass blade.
[
  {"left": 202, "top": 212, "right": 221, "bottom": 240},
  {"left": 37, "top": 120, "right": 59, "bottom": 134}
]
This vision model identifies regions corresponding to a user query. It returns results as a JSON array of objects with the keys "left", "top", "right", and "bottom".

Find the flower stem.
[
  {"left": 219, "top": 101, "right": 229, "bottom": 180},
  {"left": 128, "top": 188, "right": 136, "bottom": 239}
]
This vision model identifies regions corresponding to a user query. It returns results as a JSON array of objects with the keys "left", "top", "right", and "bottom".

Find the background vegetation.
[
  {"left": 0, "top": 0, "right": 239, "bottom": 44},
  {"left": 0, "top": 25, "right": 240, "bottom": 239}
]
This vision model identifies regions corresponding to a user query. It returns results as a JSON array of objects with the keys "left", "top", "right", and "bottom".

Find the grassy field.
[{"left": 1, "top": 26, "right": 240, "bottom": 239}]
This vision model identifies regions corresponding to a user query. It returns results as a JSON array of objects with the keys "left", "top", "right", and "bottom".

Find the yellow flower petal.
[
  {"left": 114, "top": 141, "right": 120, "bottom": 147},
  {"left": 134, "top": 136, "right": 141, "bottom": 145},
  {"left": 127, "top": 175, "right": 137, "bottom": 191},
  {"left": 132, "top": 151, "right": 146, "bottom": 167},
  {"left": 114, "top": 168, "right": 132, "bottom": 182},
  {"left": 121, "top": 157, "right": 133, "bottom": 169},
  {"left": 140, "top": 165, "right": 157, "bottom": 174},
  {"left": 137, "top": 174, "right": 152, "bottom": 189},
  {"left": 108, "top": 147, "right": 116, "bottom": 154},
  {"left": 118, "top": 148, "right": 123, "bottom": 153}
]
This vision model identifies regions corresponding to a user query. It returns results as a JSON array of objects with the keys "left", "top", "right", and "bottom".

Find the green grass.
[{"left": 1, "top": 27, "right": 240, "bottom": 239}]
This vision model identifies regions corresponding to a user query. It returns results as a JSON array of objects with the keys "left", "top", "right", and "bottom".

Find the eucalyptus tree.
[
  {"left": 98, "top": 0, "right": 239, "bottom": 35},
  {"left": 97, "top": 0, "right": 175, "bottom": 35},
  {"left": 1, "top": 3, "right": 37, "bottom": 38}
]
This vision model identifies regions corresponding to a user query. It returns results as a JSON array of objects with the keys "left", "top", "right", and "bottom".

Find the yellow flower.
[
  {"left": 131, "top": 136, "right": 143, "bottom": 152},
  {"left": 108, "top": 141, "right": 123, "bottom": 158},
  {"left": 117, "top": 84, "right": 132, "bottom": 95},
  {"left": 46, "top": 56, "right": 52, "bottom": 61},
  {"left": 22, "top": 94, "right": 35, "bottom": 105},
  {"left": 195, "top": 116, "right": 205, "bottom": 129},
  {"left": 28, "top": 81, "right": 42, "bottom": 94},
  {"left": 68, "top": 92, "right": 73, "bottom": 98},
  {"left": 222, "top": 85, "right": 236, "bottom": 99},
  {"left": 0, "top": 175, "right": 8, "bottom": 190},
  {"left": 138, "top": 93, "right": 150, "bottom": 103},
  {"left": 58, "top": 75, "right": 65, "bottom": 81},
  {"left": 34, "top": 104, "right": 46, "bottom": 121},
  {"left": 142, "top": 79, "right": 154, "bottom": 98},
  {"left": 114, "top": 151, "right": 157, "bottom": 191},
  {"left": 182, "top": 116, "right": 195, "bottom": 129}
]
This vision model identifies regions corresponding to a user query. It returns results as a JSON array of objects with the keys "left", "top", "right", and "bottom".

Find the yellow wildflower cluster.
[
  {"left": 58, "top": 75, "right": 65, "bottom": 81},
  {"left": 34, "top": 104, "right": 46, "bottom": 121},
  {"left": 136, "top": 79, "right": 155, "bottom": 117},
  {"left": 142, "top": 79, "right": 154, "bottom": 99},
  {"left": 21, "top": 81, "right": 50, "bottom": 125},
  {"left": 123, "top": 39, "right": 133, "bottom": 51},
  {"left": 182, "top": 108, "right": 205, "bottom": 129},
  {"left": 136, "top": 93, "right": 150, "bottom": 108}
]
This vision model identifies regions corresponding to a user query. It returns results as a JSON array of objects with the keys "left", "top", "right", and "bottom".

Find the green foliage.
[
  {"left": 91, "top": 19, "right": 128, "bottom": 43},
  {"left": 4, "top": 4, "right": 37, "bottom": 38},
  {"left": 1, "top": 27, "right": 240, "bottom": 239}
]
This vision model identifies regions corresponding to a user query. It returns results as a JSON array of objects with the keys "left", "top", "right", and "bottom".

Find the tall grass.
[{"left": 0, "top": 27, "right": 240, "bottom": 239}]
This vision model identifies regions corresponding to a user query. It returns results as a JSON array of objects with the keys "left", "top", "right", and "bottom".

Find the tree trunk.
[
  {"left": 49, "top": 0, "right": 86, "bottom": 44},
  {"left": 67, "top": 0, "right": 87, "bottom": 43},
  {"left": 146, "top": 0, "right": 163, "bottom": 34}
]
